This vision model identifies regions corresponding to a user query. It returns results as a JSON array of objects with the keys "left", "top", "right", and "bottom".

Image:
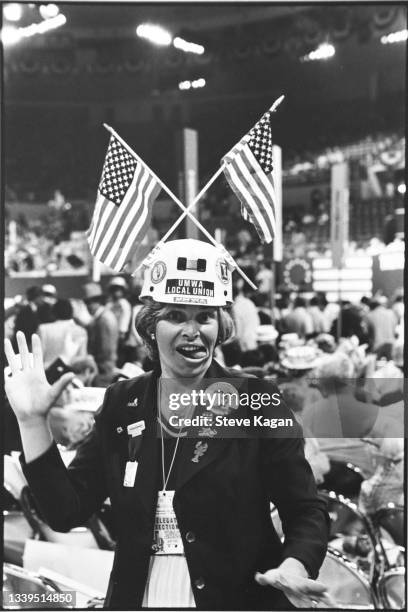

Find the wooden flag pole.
[{"left": 103, "top": 124, "right": 256, "bottom": 290}]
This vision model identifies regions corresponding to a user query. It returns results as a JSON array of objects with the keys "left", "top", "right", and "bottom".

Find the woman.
[{"left": 5, "top": 239, "right": 330, "bottom": 610}]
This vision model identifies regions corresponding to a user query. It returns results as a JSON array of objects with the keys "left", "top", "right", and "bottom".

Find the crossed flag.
[{"left": 86, "top": 96, "right": 284, "bottom": 287}]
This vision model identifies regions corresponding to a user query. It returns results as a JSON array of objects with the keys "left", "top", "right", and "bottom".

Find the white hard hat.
[{"left": 140, "top": 239, "right": 234, "bottom": 307}]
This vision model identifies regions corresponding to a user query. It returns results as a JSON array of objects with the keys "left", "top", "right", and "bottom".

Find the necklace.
[{"left": 157, "top": 379, "right": 183, "bottom": 492}]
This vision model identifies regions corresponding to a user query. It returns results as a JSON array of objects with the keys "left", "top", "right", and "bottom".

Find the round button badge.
[{"left": 150, "top": 261, "right": 167, "bottom": 283}]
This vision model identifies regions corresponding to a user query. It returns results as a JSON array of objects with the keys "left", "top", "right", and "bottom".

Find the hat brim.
[{"left": 281, "top": 358, "right": 321, "bottom": 370}]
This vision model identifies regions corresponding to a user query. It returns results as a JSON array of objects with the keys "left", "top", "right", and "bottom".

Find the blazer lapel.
[
  {"left": 131, "top": 369, "right": 161, "bottom": 516},
  {"left": 114, "top": 369, "right": 160, "bottom": 517}
]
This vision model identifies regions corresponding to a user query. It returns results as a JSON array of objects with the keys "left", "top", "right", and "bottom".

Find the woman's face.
[{"left": 155, "top": 304, "right": 219, "bottom": 379}]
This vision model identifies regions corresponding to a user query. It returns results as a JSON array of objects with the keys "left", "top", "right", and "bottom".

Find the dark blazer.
[{"left": 22, "top": 361, "right": 329, "bottom": 610}]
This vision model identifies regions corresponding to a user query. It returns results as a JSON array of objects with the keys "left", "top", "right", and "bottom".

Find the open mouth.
[{"left": 176, "top": 344, "right": 208, "bottom": 361}]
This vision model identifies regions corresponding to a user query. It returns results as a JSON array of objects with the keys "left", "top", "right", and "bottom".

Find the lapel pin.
[
  {"left": 116, "top": 426, "right": 124, "bottom": 434},
  {"left": 127, "top": 398, "right": 138, "bottom": 407},
  {"left": 198, "top": 427, "right": 217, "bottom": 438},
  {"left": 191, "top": 441, "right": 208, "bottom": 463},
  {"left": 127, "top": 420, "right": 145, "bottom": 437}
]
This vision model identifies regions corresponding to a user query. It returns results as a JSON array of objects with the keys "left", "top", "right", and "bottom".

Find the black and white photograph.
[{"left": 2, "top": 2, "right": 406, "bottom": 610}]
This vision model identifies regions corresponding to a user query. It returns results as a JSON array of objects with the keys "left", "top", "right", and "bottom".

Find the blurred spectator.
[
  {"left": 282, "top": 384, "right": 330, "bottom": 485},
  {"left": 41, "top": 284, "right": 58, "bottom": 306},
  {"left": 83, "top": 282, "right": 119, "bottom": 387},
  {"left": 366, "top": 299, "right": 397, "bottom": 358},
  {"left": 308, "top": 296, "right": 328, "bottom": 334},
  {"left": 38, "top": 298, "right": 88, "bottom": 368},
  {"left": 313, "top": 333, "right": 336, "bottom": 354},
  {"left": 12, "top": 286, "right": 43, "bottom": 351},
  {"left": 255, "top": 260, "right": 273, "bottom": 296},
  {"left": 114, "top": 345, "right": 149, "bottom": 381},
  {"left": 37, "top": 284, "right": 59, "bottom": 324},
  {"left": 304, "top": 353, "right": 401, "bottom": 480},
  {"left": 232, "top": 278, "right": 260, "bottom": 352},
  {"left": 330, "top": 303, "right": 369, "bottom": 344},
  {"left": 107, "top": 276, "right": 132, "bottom": 366},
  {"left": 392, "top": 292, "right": 404, "bottom": 324},
  {"left": 70, "top": 355, "right": 98, "bottom": 387},
  {"left": 252, "top": 293, "right": 273, "bottom": 325},
  {"left": 107, "top": 276, "right": 132, "bottom": 338},
  {"left": 358, "top": 437, "right": 404, "bottom": 521},
  {"left": 282, "top": 296, "right": 313, "bottom": 338}
]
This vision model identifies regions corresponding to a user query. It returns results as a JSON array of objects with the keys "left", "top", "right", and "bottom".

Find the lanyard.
[
  {"left": 158, "top": 417, "right": 181, "bottom": 492},
  {"left": 158, "top": 380, "right": 183, "bottom": 492}
]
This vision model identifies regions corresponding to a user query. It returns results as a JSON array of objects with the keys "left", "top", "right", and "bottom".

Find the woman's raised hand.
[{"left": 4, "top": 332, "right": 74, "bottom": 424}]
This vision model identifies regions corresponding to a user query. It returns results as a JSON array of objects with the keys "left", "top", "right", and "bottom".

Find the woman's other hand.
[
  {"left": 5, "top": 332, "right": 74, "bottom": 425},
  {"left": 255, "top": 558, "right": 336, "bottom": 608}
]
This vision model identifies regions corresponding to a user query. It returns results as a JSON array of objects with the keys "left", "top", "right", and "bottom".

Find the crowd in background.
[{"left": 4, "top": 271, "right": 405, "bottom": 541}]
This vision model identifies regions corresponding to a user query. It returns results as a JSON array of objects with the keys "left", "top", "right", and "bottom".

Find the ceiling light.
[
  {"left": 173, "top": 36, "right": 205, "bottom": 55},
  {"left": 397, "top": 183, "right": 406, "bottom": 194},
  {"left": 136, "top": 23, "right": 172, "bottom": 46},
  {"left": 301, "top": 42, "right": 335, "bottom": 62},
  {"left": 39, "top": 4, "right": 60, "bottom": 19},
  {"left": 381, "top": 29, "right": 408, "bottom": 44},
  {"left": 2, "top": 13, "right": 66, "bottom": 45},
  {"left": 1, "top": 25, "right": 21, "bottom": 45},
  {"left": 192, "top": 78, "right": 206, "bottom": 88},
  {"left": 178, "top": 78, "right": 206, "bottom": 91},
  {"left": 3, "top": 3, "right": 23, "bottom": 22}
]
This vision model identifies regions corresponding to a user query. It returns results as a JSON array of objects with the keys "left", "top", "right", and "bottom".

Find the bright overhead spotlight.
[
  {"left": 2, "top": 13, "right": 66, "bottom": 45},
  {"left": 39, "top": 4, "right": 60, "bottom": 19},
  {"left": 381, "top": 29, "right": 408, "bottom": 44},
  {"left": 192, "top": 78, "right": 206, "bottom": 88},
  {"left": 178, "top": 78, "right": 206, "bottom": 90},
  {"left": 136, "top": 23, "right": 172, "bottom": 46},
  {"left": 301, "top": 42, "right": 335, "bottom": 62},
  {"left": 173, "top": 36, "right": 205, "bottom": 55},
  {"left": 3, "top": 3, "right": 23, "bottom": 22},
  {"left": 1, "top": 24, "right": 21, "bottom": 45},
  {"left": 397, "top": 184, "right": 406, "bottom": 195}
]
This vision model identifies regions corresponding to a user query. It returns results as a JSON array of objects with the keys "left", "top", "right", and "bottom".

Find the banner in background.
[{"left": 330, "top": 162, "right": 349, "bottom": 269}]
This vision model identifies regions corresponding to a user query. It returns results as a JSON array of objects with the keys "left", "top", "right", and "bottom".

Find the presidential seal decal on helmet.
[{"left": 140, "top": 239, "right": 235, "bottom": 306}]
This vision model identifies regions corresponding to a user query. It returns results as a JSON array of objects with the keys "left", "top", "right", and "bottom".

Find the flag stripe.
[
  {"left": 224, "top": 145, "right": 276, "bottom": 242},
  {"left": 89, "top": 198, "right": 117, "bottom": 254},
  {"left": 221, "top": 108, "right": 277, "bottom": 244},
  {"left": 93, "top": 164, "right": 145, "bottom": 262},
  {"left": 225, "top": 163, "right": 273, "bottom": 243},
  {"left": 111, "top": 181, "right": 161, "bottom": 271},
  {"left": 86, "top": 195, "right": 108, "bottom": 247},
  {"left": 96, "top": 164, "right": 149, "bottom": 265},
  {"left": 238, "top": 144, "right": 277, "bottom": 223},
  {"left": 109, "top": 178, "right": 161, "bottom": 271},
  {"left": 236, "top": 148, "right": 277, "bottom": 233},
  {"left": 86, "top": 135, "right": 161, "bottom": 272}
]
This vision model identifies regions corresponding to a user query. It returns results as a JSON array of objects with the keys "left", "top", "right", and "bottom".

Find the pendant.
[{"left": 191, "top": 441, "right": 208, "bottom": 463}]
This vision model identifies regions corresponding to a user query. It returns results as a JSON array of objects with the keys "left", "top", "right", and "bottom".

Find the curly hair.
[{"left": 135, "top": 300, "right": 235, "bottom": 362}]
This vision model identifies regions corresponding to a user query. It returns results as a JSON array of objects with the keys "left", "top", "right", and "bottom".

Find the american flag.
[
  {"left": 222, "top": 109, "right": 277, "bottom": 243},
  {"left": 86, "top": 136, "right": 161, "bottom": 272}
]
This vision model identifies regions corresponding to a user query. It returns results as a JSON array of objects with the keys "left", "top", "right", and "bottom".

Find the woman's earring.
[{"left": 151, "top": 333, "right": 155, "bottom": 340}]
